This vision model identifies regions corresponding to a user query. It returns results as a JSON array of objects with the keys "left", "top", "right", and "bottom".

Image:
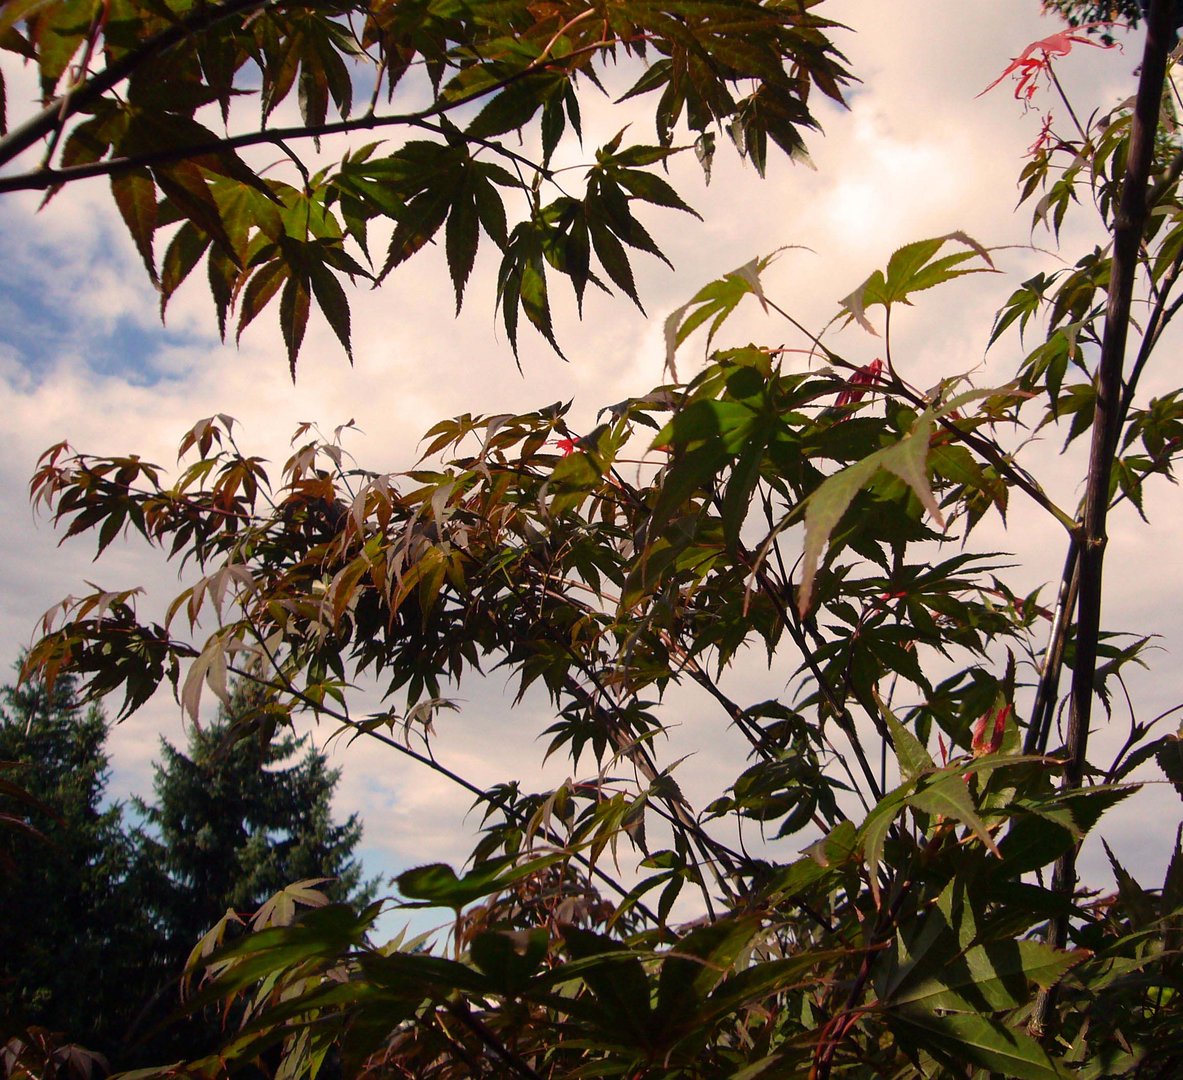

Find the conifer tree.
[
  {"left": 0, "top": 673, "right": 154, "bottom": 1061},
  {"left": 133, "top": 673, "right": 377, "bottom": 967},
  {"left": 1, "top": 668, "right": 376, "bottom": 1068}
]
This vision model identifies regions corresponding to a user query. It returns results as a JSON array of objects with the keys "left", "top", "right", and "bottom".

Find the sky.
[{"left": 2, "top": 1, "right": 1182, "bottom": 935}]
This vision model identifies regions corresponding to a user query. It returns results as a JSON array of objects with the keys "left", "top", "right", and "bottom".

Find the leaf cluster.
[
  {"left": 14, "top": 4, "right": 1183, "bottom": 1077},
  {"left": 23, "top": 215, "right": 1183, "bottom": 1071},
  {"left": 0, "top": 0, "right": 852, "bottom": 372}
]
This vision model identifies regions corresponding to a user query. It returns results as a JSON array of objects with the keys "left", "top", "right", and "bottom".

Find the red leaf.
[
  {"left": 972, "top": 703, "right": 1012, "bottom": 757},
  {"left": 978, "top": 24, "right": 1121, "bottom": 101},
  {"left": 835, "top": 358, "right": 884, "bottom": 408}
]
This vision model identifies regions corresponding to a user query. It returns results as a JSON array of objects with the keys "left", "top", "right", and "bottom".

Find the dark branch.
[
  {"left": 0, "top": 28, "right": 621, "bottom": 194},
  {"left": 0, "top": 112, "right": 553, "bottom": 195},
  {"left": 0, "top": 0, "right": 273, "bottom": 171},
  {"left": 1030, "top": 0, "right": 1173, "bottom": 1040}
]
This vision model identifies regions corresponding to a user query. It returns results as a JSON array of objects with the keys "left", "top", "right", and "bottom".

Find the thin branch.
[
  {"left": 40, "top": 0, "right": 110, "bottom": 170},
  {"left": 0, "top": 30, "right": 624, "bottom": 194},
  {"left": 446, "top": 999, "right": 545, "bottom": 1080},
  {"left": 431, "top": 1009, "right": 490, "bottom": 1077},
  {"left": 0, "top": 110, "right": 553, "bottom": 195},
  {"left": 0, "top": 0, "right": 273, "bottom": 170},
  {"left": 223, "top": 659, "right": 658, "bottom": 924},
  {"left": 493, "top": 565, "right": 739, "bottom": 908},
  {"left": 744, "top": 554, "right": 883, "bottom": 807},
  {"left": 684, "top": 664, "right": 775, "bottom": 759},
  {"left": 1048, "top": 61, "right": 1089, "bottom": 143}
]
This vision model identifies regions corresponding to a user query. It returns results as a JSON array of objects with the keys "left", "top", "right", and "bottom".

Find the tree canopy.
[
  {"left": 7, "top": 1, "right": 1183, "bottom": 1077},
  {"left": 0, "top": 0, "right": 850, "bottom": 373}
]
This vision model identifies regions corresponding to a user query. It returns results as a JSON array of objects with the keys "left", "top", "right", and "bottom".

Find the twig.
[
  {"left": 0, "top": 0, "right": 273, "bottom": 170},
  {"left": 446, "top": 999, "right": 545, "bottom": 1080}
]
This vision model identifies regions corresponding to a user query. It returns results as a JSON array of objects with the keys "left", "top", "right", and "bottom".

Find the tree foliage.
[
  {"left": 1040, "top": 0, "right": 1142, "bottom": 26},
  {"left": 0, "top": 0, "right": 850, "bottom": 373},
  {"left": 0, "top": 673, "right": 154, "bottom": 1067},
  {"left": 9, "top": 1, "right": 1183, "bottom": 1077},
  {"left": 126, "top": 673, "right": 378, "bottom": 1063}
]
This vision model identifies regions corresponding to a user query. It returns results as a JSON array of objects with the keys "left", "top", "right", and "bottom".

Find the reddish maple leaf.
[
  {"left": 979, "top": 24, "right": 1121, "bottom": 102},
  {"left": 971, "top": 703, "right": 1012, "bottom": 757},
  {"left": 835, "top": 358, "right": 884, "bottom": 408}
]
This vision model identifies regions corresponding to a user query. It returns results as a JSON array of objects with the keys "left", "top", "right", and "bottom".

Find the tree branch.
[
  {"left": 0, "top": 26, "right": 623, "bottom": 194},
  {"left": 0, "top": 111, "right": 553, "bottom": 195},
  {"left": 0, "top": 0, "right": 273, "bottom": 171},
  {"left": 446, "top": 999, "right": 545, "bottom": 1080},
  {"left": 1030, "top": 0, "right": 1173, "bottom": 1039},
  {"left": 224, "top": 659, "right": 658, "bottom": 924}
]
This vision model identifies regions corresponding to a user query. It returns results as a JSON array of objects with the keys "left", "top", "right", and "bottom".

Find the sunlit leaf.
[{"left": 840, "top": 232, "right": 995, "bottom": 334}]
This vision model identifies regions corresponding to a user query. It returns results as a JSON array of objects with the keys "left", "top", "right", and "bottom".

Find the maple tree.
[
  {"left": 0, "top": 0, "right": 849, "bottom": 372},
  {"left": 7, "top": 0, "right": 1183, "bottom": 1076}
]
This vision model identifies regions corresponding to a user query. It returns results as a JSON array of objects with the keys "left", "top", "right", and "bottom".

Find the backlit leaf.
[
  {"left": 840, "top": 232, "right": 995, "bottom": 334},
  {"left": 909, "top": 770, "right": 999, "bottom": 856},
  {"left": 445, "top": 185, "right": 480, "bottom": 312},
  {"left": 307, "top": 258, "right": 352, "bottom": 361},
  {"left": 280, "top": 274, "right": 311, "bottom": 378},
  {"left": 798, "top": 410, "right": 945, "bottom": 615},
  {"left": 160, "top": 222, "right": 210, "bottom": 319},
  {"left": 111, "top": 167, "right": 158, "bottom": 283}
]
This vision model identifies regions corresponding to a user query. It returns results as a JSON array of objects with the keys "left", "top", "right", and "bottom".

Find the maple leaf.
[
  {"left": 835, "top": 358, "right": 884, "bottom": 407},
  {"left": 978, "top": 24, "right": 1121, "bottom": 102}
]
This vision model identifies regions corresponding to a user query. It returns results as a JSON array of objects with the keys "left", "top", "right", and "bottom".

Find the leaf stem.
[{"left": 1048, "top": 60, "right": 1088, "bottom": 143}]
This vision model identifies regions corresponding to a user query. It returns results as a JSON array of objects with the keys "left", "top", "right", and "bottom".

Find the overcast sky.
[{"left": 3, "top": 1, "right": 1181, "bottom": 931}]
